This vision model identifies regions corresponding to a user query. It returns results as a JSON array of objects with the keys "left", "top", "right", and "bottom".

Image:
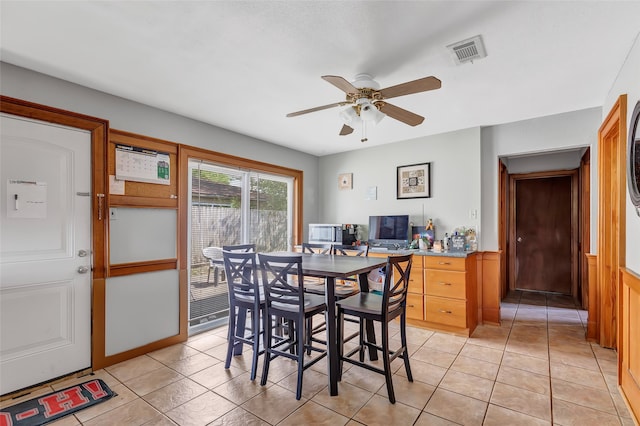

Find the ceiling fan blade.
[
  {"left": 322, "top": 75, "right": 358, "bottom": 94},
  {"left": 286, "top": 101, "right": 348, "bottom": 117},
  {"left": 378, "top": 102, "right": 425, "bottom": 126},
  {"left": 378, "top": 76, "right": 441, "bottom": 99},
  {"left": 339, "top": 124, "right": 354, "bottom": 136}
]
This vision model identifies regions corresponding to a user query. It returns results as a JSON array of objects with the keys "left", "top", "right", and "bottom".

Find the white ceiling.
[{"left": 2, "top": 1, "right": 640, "bottom": 156}]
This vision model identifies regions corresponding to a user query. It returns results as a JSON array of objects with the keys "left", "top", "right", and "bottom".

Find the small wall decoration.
[
  {"left": 397, "top": 162, "right": 431, "bottom": 199},
  {"left": 338, "top": 173, "right": 353, "bottom": 190}
]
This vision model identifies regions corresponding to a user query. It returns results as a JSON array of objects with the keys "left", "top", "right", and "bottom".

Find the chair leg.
[
  {"left": 337, "top": 308, "right": 344, "bottom": 381},
  {"left": 400, "top": 313, "right": 413, "bottom": 382},
  {"left": 250, "top": 307, "right": 260, "bottom": 381},
  {"left": 260, "top": 312, "right": 272, "bottom": 387},
  {"left": 225, "top": 306, "right": 236, "bottom": 369},
  {"left": 305, "top": 317, "right": 312, "bottom": 355},
  {"left": 381, "top": 321, "right": 395, "bottom": 404},
  {"left": 296, "top": 316, "right": 305, "bottom": 400},
  {"left": 358, "top": 319, "right": 365, "bottom": 362}
]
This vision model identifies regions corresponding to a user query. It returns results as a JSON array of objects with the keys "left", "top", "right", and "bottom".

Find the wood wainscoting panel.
[
  {"left": 481, "top": 251, "right": 501, "bottom": 325},
  {"left": 620, "top": 267, "right": 640, "bottom": 422},
  {"left": 587, "top": 254, "right": 599, "bottom": 341}
]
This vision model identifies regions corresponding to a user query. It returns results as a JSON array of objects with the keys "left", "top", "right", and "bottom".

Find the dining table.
[{"left": 268, "top": 251, "right": 388, "bottom": 396}]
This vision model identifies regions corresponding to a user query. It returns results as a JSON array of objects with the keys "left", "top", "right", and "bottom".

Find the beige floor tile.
[
  {"left": 459, "top": 343, "right": 504, "bottom": 364},
  {"left": 207, "top": 406, "right": 270, "bottom": 426},
  {"left": 423, "top": 333, "right": 467, "bottom": 355},
  {"left": 490, "top": 382, "right": 550, "bottom": 421},
  {"left": 189, "top": 363, "right": 245, "bottom": 389},
  {"left": 549, "top": 348, "right": 600, "bottom": 371},
  {"left": 591, "top": 343, "right": 618, "bottom": 362},
  {"left": 123, "top": 365, "right": 184, "bottom": 396},
  {"left": 140, "top": 413, "right": 178, "bottom": 426},
  {"left": 551, "top": 378, "right": 617, "bottom": 415},
  {"left": 414, "top": 412, "right": 461, "bottom": 425},
  {"left": 597, "top": 358, "right": 618, "bottom": 376},
  {"left": 340, "top": 363, "right": 386, "bottom": 393},
  {"left": 550, "top": 363, "right": 608, "bottom": 391},
  {"left": 375, "top": 375, "right": 436, "bottom": 409},
  {"left": 483, "top": 403, "right": 550, "bottom": 425},
  {"left": 312, "top": 382, "right": 373, "bottom": 418},
  {"left": 74, "top": 383, "right": 139, "bottom": 423},
  {"left": 205, "top": 342, "right": 232, "bottom": 361},
  {"left": 496, "top": 365, "right": 550, "bottom": 395},
  {"left": 185, "top": 333, "right": 228, "bottom": 352},
  {"left": 395, "top": 358, "right": 447, "bottom": 386},
  {"left": 148, "top": 344, "right": 201, "bottom": 364},
  {"left": 165, "top": 391, "right": 236, "bottom": 426},
  {"left": 410, "top": 346, "right": 457, "bottom": 369},
  {"left": 610, "top": 387, "right": 634, "bottom": 418},
  {"left": 0, "top": 386, "right": 54, "bottom": 409},
  {"left": 353, "top": 394, "right": 421, "bottom": 426},
  {"left": 105, "top": 355, "right": 165, "bottom": 383},
  {"left": 424, "top": 388, "right": 487, "bottom": 426},
  {"left": 143, "top": 377, "right": 208, "bottom": 412},
  {"left": 279, "top": 400, "right": 350, "bottom": 426},
  {"left": 165, "top": 352, "right": 221, "bottom": 376},
  {"left": 500, "top": 351, "right": 549, "bottom": 376},
  {"left": 48, "top": 414, "right": 81, "bottom": 425},
  {"left": 212, "top": 371, "right": 270, "bottom": 405},
  {"left": 273, "top": 368, "right": 328, "bottom": 400},
  {"left": 241, "top": 384, "right": 305, "bottom": 424},
  {"left": 505, "top": 340, "right": 549, "bottom": 360},
  {"left": 438, "top": 370, "right": 495, "bottom": 402},
  {"left": 552, "top": 398, "right": 622, "bottom": 426},
  {"left": 49, "top": 370, "right": 119, "bottom": 392},
  {"left": 83, "top": 398, "right": 161, "bottom": 426},
  {"left": 449, "top": 355, "right": 500, "bottom": 380}
]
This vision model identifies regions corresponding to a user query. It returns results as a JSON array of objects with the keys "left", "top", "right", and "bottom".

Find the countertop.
[{"left": 367, "top": 248, "right": 476, "bottom": 258}]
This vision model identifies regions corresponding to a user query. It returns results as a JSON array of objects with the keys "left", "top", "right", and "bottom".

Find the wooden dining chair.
[
  {"left": 336, "top": 254, "right": 414, "bottom": 404},
  {"left": 222, "top": 250, "right": 264, "bottom": 380},
  {"left": 258, "top": 253, "right": 327, "bottom": 400},
  {"left": 222, "top": 243, "right": 255, "bottom": 252}
]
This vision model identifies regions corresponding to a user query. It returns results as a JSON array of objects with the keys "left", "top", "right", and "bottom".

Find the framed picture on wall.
[
  {"left": 338, "top": 173, "right": 353, "bottom": 190},
  {"left": 397, "top": 162, "right": 431, "bottom": 199}
]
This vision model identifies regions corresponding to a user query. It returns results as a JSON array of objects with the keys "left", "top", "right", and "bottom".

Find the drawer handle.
[
  {"left": 438, "top": 261, "right": 452, "bottom": 265},
  {"left": 439, "top": 282, "right": 452, "bottom": 286},
  {"left": 439, "top": 309, "right": 453, "bottom": 314},
  {"left": 408, "top": 304, "right": 415, "bottom": 308}
]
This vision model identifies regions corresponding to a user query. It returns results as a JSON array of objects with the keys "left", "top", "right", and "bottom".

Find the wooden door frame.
[
  {"left": 596, "top": 94, "right": 626, "bottom": 349},
  {"left": 579, "top": 150, "right": 591, "bottom": 309},
  {"left": 0, "top": 95, "right": 109, "bottom": 371},
  {"left": 508, "top": 170, "right": 579, "bottom": 297},
  {"left": 498, "top": 160, "right": 508, "bottom": 300}
]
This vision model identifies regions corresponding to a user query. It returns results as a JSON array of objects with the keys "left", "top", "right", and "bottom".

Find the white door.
[{"left": 0, "top": 114, "right": 92, "bottom": 395}]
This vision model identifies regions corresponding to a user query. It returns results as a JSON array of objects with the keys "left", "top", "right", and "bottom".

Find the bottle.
[{"left": 443, "top": 233, "right": 449, "bottom": 250}]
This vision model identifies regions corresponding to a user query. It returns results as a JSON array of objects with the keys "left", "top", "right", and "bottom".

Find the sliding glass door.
[{"left": 188, "top": 160, "right": 292, "bottom": 333}]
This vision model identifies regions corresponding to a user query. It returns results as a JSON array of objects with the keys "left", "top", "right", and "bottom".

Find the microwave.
[{"left": 308, "top": 223, "right": 360, "bottom": 245}]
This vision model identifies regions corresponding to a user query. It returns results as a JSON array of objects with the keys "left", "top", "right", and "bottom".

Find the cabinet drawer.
[
  {"left": 406, "top": 293, "right": 424, "bottom": 320},
  {"left": 425, "top": 296, "right": 467, "bottom": 328},
  {"left": 425, "top": 270, "right": 466, "bottom": 299},
  {"left": 424, "top": 256, "right": 466, "bottom": 271},
  {"left": 408, "top": 266, "right": 424, "bottom": 294}
]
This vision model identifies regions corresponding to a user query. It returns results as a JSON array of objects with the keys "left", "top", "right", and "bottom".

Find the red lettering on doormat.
[
  {"left": 38, "top": 387, "right": 89, "bottom": 418},
  {"left": 82, "top": 380, "right": 108, "bottom": 400},
  {"left": 0, "top": 412, "right": 13, "bottom": 426},
  {"left": 14, "top": 408, "right": 38, "bottom": 420}
]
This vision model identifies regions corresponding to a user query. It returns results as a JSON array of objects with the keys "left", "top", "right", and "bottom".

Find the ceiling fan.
[{"left": 286, "top": 73, "right": 441, "bottom": 141}]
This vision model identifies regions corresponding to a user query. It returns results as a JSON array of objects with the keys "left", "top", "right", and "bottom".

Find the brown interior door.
[{"left": 514, "top": 176, "right": 573, "bottom": 294}]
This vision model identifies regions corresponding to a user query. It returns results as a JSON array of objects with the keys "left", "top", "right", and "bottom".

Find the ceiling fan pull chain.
[{"left": 361, "top": 121, "right": 368, "bottom": 143}]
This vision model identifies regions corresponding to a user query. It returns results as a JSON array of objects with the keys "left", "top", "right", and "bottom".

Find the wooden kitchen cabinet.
[{"left": 369, "top": 251, "right": 478, "bottom": 336}]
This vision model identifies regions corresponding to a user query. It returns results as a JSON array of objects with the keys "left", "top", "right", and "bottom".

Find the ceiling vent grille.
[{"left": 447, "top": 35, "right": 487, "bottom": 65}]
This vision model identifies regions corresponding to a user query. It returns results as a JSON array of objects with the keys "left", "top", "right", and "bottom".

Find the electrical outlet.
[
  {"left": 110, "top": 208, "right": 117, "bottom": 220},
  {"left": 469, "top": 209, "right": 477, "bottom": 219}
]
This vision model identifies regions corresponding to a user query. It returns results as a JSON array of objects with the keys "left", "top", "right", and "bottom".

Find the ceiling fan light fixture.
[
  {"left": 339, "top": 106, "right": 360, "bottom": 125},
  {"left": 359, "top": 100, "right": 385, "bottom": 124}
]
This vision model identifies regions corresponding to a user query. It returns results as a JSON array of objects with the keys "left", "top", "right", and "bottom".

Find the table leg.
[
  {"left": 325, "top": 276, "right": 339, "bottom": 396},
  {"left": 358, "top": 271, "right": 379, "bottom": 361}
]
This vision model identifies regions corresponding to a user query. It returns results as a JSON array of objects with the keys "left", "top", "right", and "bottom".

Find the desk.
[{"left": 269, "top": 252, "right": 387, "bottom": 396}]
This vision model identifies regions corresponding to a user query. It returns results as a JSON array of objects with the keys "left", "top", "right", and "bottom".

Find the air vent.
[{"left": 447, "top": 35, "right": 487, "bottom": 65}]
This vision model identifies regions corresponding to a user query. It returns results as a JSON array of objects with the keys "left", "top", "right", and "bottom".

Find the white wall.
[
  {"left": 481, "top": 108, "right": 602, "bottom": 250},
  {"left": 0, "top": 62, "right": 321, "bottom": 228},
  {"left": 504, "top": 149, "right": 585, "bottom": 174},
  {"left": 319, "top": 127, "right": 482, "bottom": 244},
  {"left": 603, "top": 32, "right": 640, "bottom": 274}
]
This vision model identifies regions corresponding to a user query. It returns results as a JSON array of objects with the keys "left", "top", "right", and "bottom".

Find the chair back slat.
[
  {"left": 222, "top": 244, "right": 255, "bottom": 253},
  {"left": 333, "top": 244, "right": 369, "bottom": 257},
  {"left": 259, "top": 254, "right": 305, "bottom": 311},
  {"left": 223, "top": 251, "right": 260, "bottom": 303},
  {"left": 382, "top": 254, "right": 413, "bottom": 314},
  {"left": 302, "top": 243, "right": 332, "bottom": 255}
]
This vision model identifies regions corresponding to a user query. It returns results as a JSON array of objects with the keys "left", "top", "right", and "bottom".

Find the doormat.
[{"left": 0, "top": 379, "right": 115, "bottom": 426}]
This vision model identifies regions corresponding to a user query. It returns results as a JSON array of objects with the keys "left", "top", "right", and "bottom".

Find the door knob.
[
  {"left": 517, "top": 237, "right": 523, "bottom": 242},
  {"left": 77, "top": 266, "right": 90, "bottom": 274},
  {"left": 78, "top": 249, "right": 89, "bottom": 257}
]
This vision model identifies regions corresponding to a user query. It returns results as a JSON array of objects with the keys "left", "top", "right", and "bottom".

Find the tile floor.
[{"left": 2, "top": 291, "right": 636, "bottom": 425}]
